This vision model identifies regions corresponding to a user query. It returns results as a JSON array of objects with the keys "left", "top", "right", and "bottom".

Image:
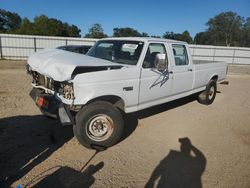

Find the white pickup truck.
[{"left": 27, "top": 37, "right": 228, "bottom": 149}]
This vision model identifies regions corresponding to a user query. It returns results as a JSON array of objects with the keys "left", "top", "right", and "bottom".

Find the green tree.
[
  {"left": 163, "top": 31, "right": 175, "bottom": 39},
  {"left": 194, "top": 32, "right": 209, "bottom": 45},
  {"left": 33, "top": 15, "right": 63, "bottom": 36},
  {"left": 68, "top": 24, "right": 81, "bottom": 37},
  {"left": 150, "top": 35, "right": 161, "bottom": 38},
  {"left": 33, "top": 15, "right": 52, "bottom": 36},
  {"left": 206, "top": 11, "right": 244, "bottom": 46},
  {"left": 163, "top": 30, "right": 193, "bottom": 43},
  {"left": 141, "top": 32, "right": 149, "bottom": 37},
  {"left": 0, "top": 9, "right": 21, "bottom": 33},
  {"left": 0, "top": 9, "right": 81, "bottom": 37},
  {"left": 32, "top": 15, "right": 81, "bottom": 37},
  {"left": 85, "top": 23, "right": 107, "bottom": 38},
  {"left": 113, "top": 27, "right": 142, "bottom": 37},
  {"left": 181, "top": 31, "right": 193, "bottom": 43},
  {"left": 240, "top": 17, "right": 250, "bottom": 47},
  {"left": 17, "top": 17, "right": 33, "bottom": 35}
]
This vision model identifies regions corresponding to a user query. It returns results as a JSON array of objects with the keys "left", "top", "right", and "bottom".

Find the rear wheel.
[
  {"left": 198, "top": 80, "right": 217, "bottom": 105},
  {"left": 73, "top": 101, "right": 124, "bottom": 149}
]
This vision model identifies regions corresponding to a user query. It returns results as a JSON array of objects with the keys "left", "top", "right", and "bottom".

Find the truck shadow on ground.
[
  {"left": 0, "top": 115, "right": 73, "bottom": 187},
  {"left": 0, "top": 94, "right": 201, "bottom": 187},
  {"left": 120, "top": 94, "right": 199, "bottom": 142},
  {"left": 145, "top": 137, "right": 206, "bottom": 188},
  {"left": 136, "top": 93, "right": 199, "bottom": 119}
]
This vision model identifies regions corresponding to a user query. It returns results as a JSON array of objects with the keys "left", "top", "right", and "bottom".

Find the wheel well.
[
  {"left": 211, "top": 75, "right": 218, "bottom": 81},
  {"left": 86, "top": 95, "right": 125, "bottom": 111}
]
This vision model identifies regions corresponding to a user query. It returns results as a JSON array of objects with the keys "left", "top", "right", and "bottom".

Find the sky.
[{"left": 0, "top": 0, "right": 249, "bottom": 37}]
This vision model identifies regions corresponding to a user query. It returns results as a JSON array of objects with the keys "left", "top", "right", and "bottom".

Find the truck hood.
[{"left": 28, "top": 49, "right": 124, "bottom": 81}]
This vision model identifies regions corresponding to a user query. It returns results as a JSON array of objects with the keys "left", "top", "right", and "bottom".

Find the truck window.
[
  {"left": 172, "top": 44, "right": 189, "bottom": 66},
  {"left": 142, "top": 43, "right": 167, "bottom": 68},
  {"left": 87, "top": 40, "right": 144, "bottom": 65}
]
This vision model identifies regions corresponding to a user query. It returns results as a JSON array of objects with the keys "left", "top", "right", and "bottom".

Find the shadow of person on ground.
[
  {"left": 29, "top": 161, "right": 104, "bottom": 188},
  {"left": 145, "top": 137, "right": 206, "bottom": 188},
  {"left": 0, "top": 115, "right": 73, "bottom": 188}
]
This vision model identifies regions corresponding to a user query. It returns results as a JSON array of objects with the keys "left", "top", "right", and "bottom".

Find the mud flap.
[{"left": 58, "top": 103, "right": 74, "bottom": 126}]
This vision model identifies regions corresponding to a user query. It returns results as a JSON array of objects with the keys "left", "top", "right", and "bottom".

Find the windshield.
[{"left": 87, "top": 40, "right": 144, "bottom": 65}]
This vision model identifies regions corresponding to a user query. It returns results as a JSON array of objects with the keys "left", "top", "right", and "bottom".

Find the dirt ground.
[{"left": 0, "top": 60, "right": 250, "bottom": 188}]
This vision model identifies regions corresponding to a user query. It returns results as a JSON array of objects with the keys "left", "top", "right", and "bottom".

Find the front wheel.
[
  {"left": 73, "top": 101, "right": 124, "bottom": 149},
  {"left": 198, "top": 80, "right": 217, "bottom": 105}
]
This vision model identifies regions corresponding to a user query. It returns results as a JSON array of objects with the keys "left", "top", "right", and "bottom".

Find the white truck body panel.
[
  {"left": 193, "top": 62, "right": 227, "bottom": 89},
  {"left": 28, "top": 37, "right": 227, "bottom": 113},
  {"left": 73, "top": 67, "right": 140, "bottom": 112}
]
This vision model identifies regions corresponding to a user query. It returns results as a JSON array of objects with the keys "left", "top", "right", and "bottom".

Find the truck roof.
[{"left": 99, "top": 37, "right": 187, "bottom": 44}]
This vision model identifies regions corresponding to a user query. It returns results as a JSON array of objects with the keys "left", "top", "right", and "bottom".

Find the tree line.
[
  {"left": 0, "top": 9, "right": 249, "bottom": 47},
  {"left": 0, "top": 9, "right": 81, "bottom": 37}
]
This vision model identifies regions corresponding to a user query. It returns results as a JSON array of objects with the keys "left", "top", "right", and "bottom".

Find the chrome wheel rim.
[
  {"left": 208, "top": 86, "right": 215, "bottom": 100},
  {"left": 86, "top": 114, "right": 114, "bottom": 141}
]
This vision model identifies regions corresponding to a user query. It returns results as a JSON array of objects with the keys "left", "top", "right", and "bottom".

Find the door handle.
[{"left": 188, "top": 68, "right": 193, "bottom": 71}]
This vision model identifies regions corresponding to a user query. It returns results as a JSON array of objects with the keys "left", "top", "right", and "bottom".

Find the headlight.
[{"left": 58, "top": 82, "right": 74, "bottom": 100}]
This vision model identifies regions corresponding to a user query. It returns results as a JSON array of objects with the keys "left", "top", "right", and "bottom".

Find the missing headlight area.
[{"left": 59, "top": 82, "right": 74, "bottom": 100}]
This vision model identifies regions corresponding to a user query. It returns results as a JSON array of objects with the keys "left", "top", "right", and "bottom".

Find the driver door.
[{"left": 139, "top": 43, "right": 172, "bottom": 109}]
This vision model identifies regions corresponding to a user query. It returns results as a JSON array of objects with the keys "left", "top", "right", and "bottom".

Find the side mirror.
[{"left": 154, "top": 53, "right": 168, "bottom": 72}]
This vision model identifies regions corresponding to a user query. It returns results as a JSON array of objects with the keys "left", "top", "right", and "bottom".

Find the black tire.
[
  {"left": 198, "top": 80, "right": 217, "bottom": 105},
  {"left": 73, "top": 101, "right": 124, "bottom": 149}
]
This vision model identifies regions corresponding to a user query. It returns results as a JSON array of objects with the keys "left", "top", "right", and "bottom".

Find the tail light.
[{"left": 36, "top": 96, "right": 49, "bottom": 109}]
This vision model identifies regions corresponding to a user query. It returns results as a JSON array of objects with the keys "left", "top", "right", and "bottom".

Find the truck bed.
[{"left": 193, "top": 61, "right": 227, "bottom": 89}]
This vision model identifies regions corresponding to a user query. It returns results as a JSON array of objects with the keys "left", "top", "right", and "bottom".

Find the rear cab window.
[{"left": 172, "top": 44, "right": 189, "bottom": 66}]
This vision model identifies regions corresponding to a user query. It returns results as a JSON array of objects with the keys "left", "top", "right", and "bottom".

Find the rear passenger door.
[{"left": 171, "top": 44, "right": 194, "bottom": 94}]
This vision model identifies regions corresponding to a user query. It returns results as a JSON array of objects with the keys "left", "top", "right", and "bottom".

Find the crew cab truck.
[{"left": 27, "top": 37, "right": 228, "bottom": 149}]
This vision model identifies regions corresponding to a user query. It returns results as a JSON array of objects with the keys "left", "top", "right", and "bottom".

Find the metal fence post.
[
  {"left": 232, "top": 49, "right": 236, "bottom": 64},
  {"left": 0, "top": 36, "right": 3, "bottom": 59},
  {"left": 34, "top": 37, "right": 37, "bottom": 52},
  {"left": 213, "top": 47, "right": 216, "bottom": 62},
  {"left": 66, "top": 39, "right": 68, "bottom": 46}
]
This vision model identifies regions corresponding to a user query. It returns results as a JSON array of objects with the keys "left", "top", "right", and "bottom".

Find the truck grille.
[{"left": 31, "top": 71, "right": 56, "bottom": 90}]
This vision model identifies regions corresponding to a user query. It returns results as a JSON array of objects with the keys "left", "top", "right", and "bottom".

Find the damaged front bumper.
[{"left": 30, "top": 88, "right": 74, "bottom": 125}]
